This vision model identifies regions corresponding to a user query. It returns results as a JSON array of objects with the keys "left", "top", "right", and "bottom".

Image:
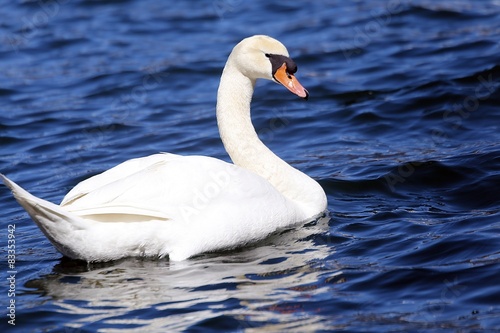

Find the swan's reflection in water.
[{"left": 27, "top": 217, "right": 342, "bottom": 331}]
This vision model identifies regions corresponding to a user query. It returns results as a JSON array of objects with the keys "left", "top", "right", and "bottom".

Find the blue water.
[{"left": 1, "top": 0, "right": 499, "bottom": 332}]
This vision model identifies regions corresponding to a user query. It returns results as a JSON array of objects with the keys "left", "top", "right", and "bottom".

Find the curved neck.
[{"left": 216, "top": 62, "right": 327, "bottom": 217}]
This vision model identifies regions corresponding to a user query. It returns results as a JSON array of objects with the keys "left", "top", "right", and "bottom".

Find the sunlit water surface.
[{"left": 1, "top": 1, "right": 499, "bottom": 332}]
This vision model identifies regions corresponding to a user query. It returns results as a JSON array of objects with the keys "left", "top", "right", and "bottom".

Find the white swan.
[{"left": 1, "top": 35, "right": 327, "bottom": 262}]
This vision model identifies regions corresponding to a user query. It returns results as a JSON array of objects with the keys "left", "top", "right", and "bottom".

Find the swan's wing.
[
  {"left": 61, "top": 153, "right": 180, "bottom": 206},
  {"left": 61, "top": 154, "right": 287, "bottom": 223}
]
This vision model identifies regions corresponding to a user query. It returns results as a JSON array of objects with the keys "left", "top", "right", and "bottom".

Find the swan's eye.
[{"left": 265, "top": 53, "right": 270, "bottom": 58}]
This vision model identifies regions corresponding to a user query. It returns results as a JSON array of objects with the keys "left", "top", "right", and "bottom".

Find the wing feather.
[
  {"left": 59, "top": 154, "right": 286, "bottom": 224},
  {"left": 61, "top": 153, "right": 179, "bottom": 206}
]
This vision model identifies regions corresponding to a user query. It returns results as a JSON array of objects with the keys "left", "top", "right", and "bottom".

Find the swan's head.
[{"left": 229, "top": 35, "right": 309, "bottom": 99}]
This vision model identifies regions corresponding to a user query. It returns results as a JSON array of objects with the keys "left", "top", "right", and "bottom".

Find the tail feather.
[{"left": 1, "top": 174, "right": 89, "bottom": 258}]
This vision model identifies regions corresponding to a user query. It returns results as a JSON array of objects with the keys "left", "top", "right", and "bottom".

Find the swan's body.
[{"left": 1, "top": 35, "right": 327, "bottom": 262}]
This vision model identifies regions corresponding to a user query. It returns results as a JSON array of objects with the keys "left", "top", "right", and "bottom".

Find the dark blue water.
[{"left": 1, "top": 0, "right": 499, "bottom": 332}]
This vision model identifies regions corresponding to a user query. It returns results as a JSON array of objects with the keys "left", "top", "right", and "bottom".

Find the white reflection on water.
[{"left": 26, "top": 217, "right": 343, "bottom": 331}]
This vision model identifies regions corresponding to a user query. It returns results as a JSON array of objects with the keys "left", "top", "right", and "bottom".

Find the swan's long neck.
[{"left": 216, "top": 62, "right": 327, "bottom": 217}]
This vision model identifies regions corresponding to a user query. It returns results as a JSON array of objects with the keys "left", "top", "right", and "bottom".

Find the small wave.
[
  {"left": 381, "top": 150, "right": 500, "bottom": 210},
  {"left": 404, "top": 3, "right": 495, "bottom": 20}
]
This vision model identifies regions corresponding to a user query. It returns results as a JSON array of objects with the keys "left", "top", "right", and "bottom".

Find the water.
[{"left": 1, "top": 0, "right": 499, "bottom": 331}]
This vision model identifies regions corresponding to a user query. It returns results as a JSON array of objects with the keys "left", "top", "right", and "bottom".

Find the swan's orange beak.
[{"left": 273, "top": 63, "right": 309, "bottom": 100}]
